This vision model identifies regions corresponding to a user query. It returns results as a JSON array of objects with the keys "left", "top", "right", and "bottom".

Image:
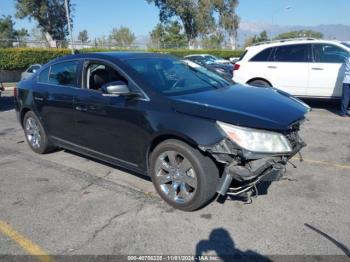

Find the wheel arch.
[
  {"left": 247, "top": 77, "right": 273, "bottom": 87},
  {"left": 145, "top": 133, "right": 198, "bottom": 174},
  {"left": 20, "top": 107, "right": 31, "bottom": 128}
]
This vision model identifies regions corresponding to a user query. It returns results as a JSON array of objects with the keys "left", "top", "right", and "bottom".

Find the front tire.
[
  {"left": 149, "top": 139, "right": 219, "bottom": 211},
  {"left": 23, "top": 111, "right": 54, "bottom": 154}
]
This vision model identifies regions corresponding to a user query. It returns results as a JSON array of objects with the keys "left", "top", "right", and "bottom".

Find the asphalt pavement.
[{"left": 0, "top": 90, "right": 349, "bottom": 261}]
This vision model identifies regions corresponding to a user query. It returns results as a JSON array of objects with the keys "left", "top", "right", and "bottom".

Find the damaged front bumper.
[{"left": 199, "top": 127, "right": 306, "bottom": 197}]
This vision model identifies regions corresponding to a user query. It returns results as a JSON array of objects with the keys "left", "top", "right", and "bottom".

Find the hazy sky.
[{"left": 1, "top": 0, "right": 349, "bottom": 38}]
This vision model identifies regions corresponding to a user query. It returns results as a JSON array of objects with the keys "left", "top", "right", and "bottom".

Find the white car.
[
  {"left": 233, "top": 39, "right": 350, "bottom": 98},
  {"left": 184, "top": 54, "right": 231, "bottom": 64}
]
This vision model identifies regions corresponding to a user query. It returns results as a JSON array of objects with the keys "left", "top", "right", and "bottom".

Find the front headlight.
[{"left": 217, "top": 121, "right": 292, "bottom": 153}]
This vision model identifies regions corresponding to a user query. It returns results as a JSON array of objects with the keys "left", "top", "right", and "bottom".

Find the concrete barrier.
[{"left": 0, "top": 70, "right": 23, "bottom": 83}]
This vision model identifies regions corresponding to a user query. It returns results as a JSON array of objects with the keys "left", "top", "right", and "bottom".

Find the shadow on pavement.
[
  {"left": 0, "top": 95, "right": 14, "bottom": 112},
  {"left": 301, "top": 98, "right": 343, "bottom": 115},
  {"left": 195, "top": 228, "right": 271, "bottom": 262}
]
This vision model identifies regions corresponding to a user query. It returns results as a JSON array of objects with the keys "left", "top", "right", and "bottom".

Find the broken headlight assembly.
[{"left": 217, "top": 121, "right": 293, "bottom": 154}]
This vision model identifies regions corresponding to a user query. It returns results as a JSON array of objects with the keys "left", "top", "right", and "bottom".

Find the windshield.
[
  {"left": 341, "top": 42, "right": 350, "bottom": 49},
  {"left": 124, "top": 57, "right": 229, "bottom": 96},
  {"left": 182, "top": 60, "right": 232, "bottom": 86}
]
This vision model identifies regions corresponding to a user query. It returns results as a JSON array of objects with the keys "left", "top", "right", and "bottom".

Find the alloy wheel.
[
  {"left": 25, "top": 117, "right": 41, "bottom": 149},
  {"left": 155, "top": 150, "right": 197, "bottom": 204}
]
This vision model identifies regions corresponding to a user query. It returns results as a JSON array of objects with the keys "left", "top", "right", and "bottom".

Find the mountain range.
[{"left": 237, "top": 21, "right": 350, "bottom": 46}]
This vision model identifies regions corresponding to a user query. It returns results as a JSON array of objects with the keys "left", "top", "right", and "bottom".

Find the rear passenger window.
[
  {"left": 250, "top": 48, "right": 273, "bottom": 62},
  {"left": 48, "top": 61, "right": 79, "bottom": 87},
  {"left": 38, "top": 67, "right": 50, "bottom": 83},
  {"left": 273, "top": 44, "right": 309, "bottom": 62}
]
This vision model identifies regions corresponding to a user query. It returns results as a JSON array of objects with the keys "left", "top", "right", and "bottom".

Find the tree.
[
  {"left": 215, "top": 0, "right": 240, "bottom": 50},
  {"left": 0, "top": 15, "right": 16, "bottom": 48},
  {"left": 201, "top": 31, "right": 225, "bottom": 49},
  {"left": 147, "top": 0, "right": 240, "bottom": 49},
  {"left": 78, "top": 30, "right": 89, "bottom": 43},
  {"left": 0, "top": 15, "right": 29, "bottom": 48},
  {"left": 244, "top": 30, "right": 269, "bottom": 47},
  {"left": 15, "top": 0, "right": 73, "bottom": 46},
  {"left": 149, "top": 21, "right": 187, "bottom": 48},
  {"left": 109, "top": 26, "right": 136, "bottom": 48},
  {"left": 147, "top": 0, "right": 200, "bottom": 48},
  {"left": 275, "top": 30, "right": 323, "bottom": 40}
]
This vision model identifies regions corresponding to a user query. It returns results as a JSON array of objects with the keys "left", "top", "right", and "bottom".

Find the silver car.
[{"left": 21, "top": 64, "right": 41, "bottom": 80}]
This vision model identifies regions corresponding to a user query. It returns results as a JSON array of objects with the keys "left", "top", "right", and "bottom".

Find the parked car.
[
  {"left": 233, "top": 39, "right": 350, "bottom": 99},
  {"left": 15, "top": 52, "right": 309, "bottom": 211},
  {"left": 185, "top": 54, "right": 231, "bottom": 64},
  {"left": 184, "top": 55, "right": 234, "bottom": 81},
  {"left": 21, "top": 64, "right": 42, "bottom": 80}
]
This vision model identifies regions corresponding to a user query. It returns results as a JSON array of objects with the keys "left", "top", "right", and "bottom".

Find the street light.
[
  {"left": 64, "top": 0, "right": 74, "bottom": 54},
  {"left": 271, "top": 6, "right": 292, "bottom": 38}
]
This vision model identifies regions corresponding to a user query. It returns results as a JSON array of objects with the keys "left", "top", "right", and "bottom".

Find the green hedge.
[
  {"left": 0, "top": 48, "right": 71, "bottom": 70},
  {"left": 0, "top": 48, "right": 244, "bottom": 71},
  {"left": 148, "top": 49, "right": 244, "bottom": 59}
]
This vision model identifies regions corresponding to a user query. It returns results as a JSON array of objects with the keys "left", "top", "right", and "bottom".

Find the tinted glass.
[
  {"left": 313, "top": 44, "right": 349, "bottom": 63},
  {"left": 273, "top": 44, "right": 309, "bottom": 62},
  {"left": 125, "top": 57, "right": 226, "bottom": 95},
  {"left": 250, "top": 48, "right": 273, "bottom": 62},
  {"left": 38, "top": 67, "right": 50, "bottom": 83},
  {"left": 48, "top": 61, "right": 79, "bottom": 87}
]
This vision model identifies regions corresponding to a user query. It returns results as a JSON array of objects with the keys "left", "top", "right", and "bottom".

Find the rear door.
[
  {"left": 308, "top": 43, "right": 349, "bottom": 98},
  {"left": 39, "top": 60, "right": 82, "bottom": 143},
  {"left": 267, "top": 44, "right": 310, "bottom": 96}
]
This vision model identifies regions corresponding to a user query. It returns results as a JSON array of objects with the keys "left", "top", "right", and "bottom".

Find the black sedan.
[{"left": 15, "top": 52, "right": 309, "bottom": 211}]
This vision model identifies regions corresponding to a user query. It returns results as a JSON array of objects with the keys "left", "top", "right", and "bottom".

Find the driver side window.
[
  {"left": 85, "top": 62, "right": 127, "bottom": 91},
  {"left": 313, "top": 44, "right": 348, "bottom": 63}
]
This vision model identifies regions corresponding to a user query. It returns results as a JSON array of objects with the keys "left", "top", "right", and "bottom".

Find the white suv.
[{"left": 233, "top": 39, "right": 350, "bottom": 98}]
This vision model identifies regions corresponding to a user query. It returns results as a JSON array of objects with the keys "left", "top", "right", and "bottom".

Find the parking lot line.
[
  {"left": 0, "top": 220, "right": 55, "bottom": 262},
  {"left": 302, "top": 158, "right": 350, "bottom": 170}
]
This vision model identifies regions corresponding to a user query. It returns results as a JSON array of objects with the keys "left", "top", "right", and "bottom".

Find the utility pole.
[
  {"left": 271, "top": 6, "right": 292, "bottom": 39},
  {"left": 64, "top": 0, "right": 74, "bottom": 54}
]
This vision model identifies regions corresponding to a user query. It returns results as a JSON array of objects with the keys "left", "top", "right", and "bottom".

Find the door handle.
[
  {"left": 75, "top": 106, "right": 87, "bottom": 112},
  {"left": 267, "top": 66, "right": 277, "bottom": 69},
  {"left": 312, "top": 67, "right": 324, "bottom": 71}
]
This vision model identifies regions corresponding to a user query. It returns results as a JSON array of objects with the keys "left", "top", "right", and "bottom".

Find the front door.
[
  {"left": 73, "top": 60, "right": 149, "bottom": 169},
  {"left": 308, "top": 43, "right": 349, "bottom": 98}
]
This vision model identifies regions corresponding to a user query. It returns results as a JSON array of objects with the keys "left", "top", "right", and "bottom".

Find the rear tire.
[
  {"left": 248, "top": 79, "right": 271, "bottom": 88},
  {"left": 23, "top": 111, "right": 54, "bottom": 154},
  {"left": 149, "top": 139, "right": 219, "bottom": 211}
]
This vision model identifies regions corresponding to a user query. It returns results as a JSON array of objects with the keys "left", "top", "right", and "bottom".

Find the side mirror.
[{"left": 101, "top": 81, "right": 130, "bottom": 96}]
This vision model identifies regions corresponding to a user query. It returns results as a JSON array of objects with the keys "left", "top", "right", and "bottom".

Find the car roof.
[
  {"left": 248, "top": 39, "right": 347, "bottom": 50},
  {"left": 51, "top": 51, "right": 174, "bottom": 64},
  {"left": 242, "top": 39, "right": 350, "bottom": 61}
]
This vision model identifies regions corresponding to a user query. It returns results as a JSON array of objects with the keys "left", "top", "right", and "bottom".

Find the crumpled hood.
[{"left": 170, "top": 84, "right": 309, "bottom": 131}]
